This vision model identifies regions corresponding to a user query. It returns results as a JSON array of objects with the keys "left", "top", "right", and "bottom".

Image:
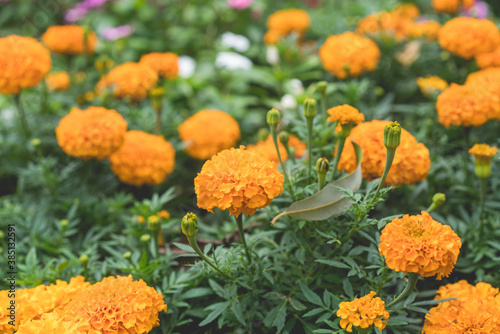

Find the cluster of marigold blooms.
[{"left": 0, "top": 275, "right": 166, "bottom": 334}]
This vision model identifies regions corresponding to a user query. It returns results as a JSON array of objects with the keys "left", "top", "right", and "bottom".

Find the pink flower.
[{"left": 227, "top": 0, "right": 252, "bottom": 10}]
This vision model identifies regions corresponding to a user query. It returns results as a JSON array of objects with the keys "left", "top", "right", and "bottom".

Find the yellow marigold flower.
[
  {"left": 178, "top": 109, "right": 241, "bottom": 160},
  {"left": 379, "top": 211, "right": 461, "bottom": 280},
  {"left": 423, "top": 280, "right": 500, "bottom": 333},
  {"left": 158, "top": 209, "right": 171, "bottom": 219},
  {"left": 16, "top": 313, "right": 97, "bottom": 334},
  {"left": 55, "top": 106, "right": 128, "bottom": 160},
  {"left": 45, "top": 71, "right": 70, "bottom": 92},
  {"left": 476, "top": 46, "right": 500, "bottom": 69},
  {"left": 319, "top": 32, "right": 381, "bottom": 79},
  {"left": 357, "top": 11, "right": 416, "bottom": 41},
  {"left": 0, "top": 35, "right": 52, "bottom": 95},
  {"left": 465, "top": 67, "right": 500, "bottom": 120},
  {"left": 327, "top": 105, "right": 365, "bottom": 132},
  {"left": 432, "top": 0, "right": 475, "bottom": 14},
  {"left": 392, "top": 3, "right": 421, "bottom": 19},
  {"left": 137, "top": 215, "right": 145, "bottom": 223},
  {"left": 336, "top": 291, "right": 390, "bottom": 333},
  {"left": 109, "top": 130, "right": 175, "bottom": 186},
  {"left": 469, "top": 144, "right": 498, "bottom": 161},
  {"left": 41, "top": 25, "right": 98, "bottom": 54},
  {"left": 194, "top": 146, "right": 284, "bottom": 217},
  {"left": 438, "top": 17, "right": 500, "bottom": 59},
  {"left": 246, "top": 135, "right": 288, "bottom": 163},
  {"left": 411, "top": 20, "right": 441, "bottom": 41},
  {"left": 416, "top": 75, "right": 448, "bottom": 97},
  {"left": 140, "top": 52, "right": 179, "bottom": 79},
  {"left": 59, "top": 275, "right": 167, "bottom": 333},
  {"left": 287, "top": 133, "right": 307, "bottom": 158},
  {"left": 436, "top": 83, "right": 492, "bottom": 127},
  {"left": 264, "top": 9, "right": 311, "bottom": 44},
  {"left": 337, "top": 120, "right": 430, "bottom": 185},
  {"left": 96, "top": 62, "right": 158, "bottom": 100}
]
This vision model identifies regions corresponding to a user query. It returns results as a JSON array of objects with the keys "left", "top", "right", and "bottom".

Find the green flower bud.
[
  {"left": 317, "top": 81, "right": 327, "bottom": 95},
  {"left": 79, "top": 254, "right": 89, "bottom": 267},
  {"left": 337, "top": 124, "right": 354, "bottom": 139},
  {"left": 0, "top": 231, "right": 4, "bottom": 239},
  {"left": 147, "top": 215, "right": 160, "bottom": 232},
  {"left": 257, "top": 128, "right": 269, "bottom": 141},
  {"left": 31, "top": 138, "right": 41, "bottom": 146},
  {"left": 316, "top": 157, "right": 330, "bottom": 175},
  {"left": 149, "top": 87, "right": 164, "bottom": 112},
  {"left": 60, "top": 219, "right": 69, "bottom": 228},
  {"left": 278, "top": 131, "right": 289, "bottom": 146},
  {"left": 123, "top": 251, "right": 132, "bottom": 259},
  {"left": 140, "top": 234, "right": 151, "bottom": 243},
  {"left": 384, "top": 121, "right": 401, "bottom": 149},
  {"left": 474, "top": 160, "right": 492, "bottom": 179},
  {"left": 303, "top": 97, "right": 318, "bottom": 119},
  {"left": 432, "top": 193, "right": 446, "bottom": 207},
  {"left": 266, "top": 108, "right": 281, "bottom": 127},
  {"left": 181, "top": 213, "right": 199, "bottom": 238}
]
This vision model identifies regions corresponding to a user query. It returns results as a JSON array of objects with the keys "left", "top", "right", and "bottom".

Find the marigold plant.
[
  {"left": 178, "top": 109, "right": 241, "bottom": 160},
  {"left": 327, "top": 104, "right": 365, "bottom": 131},
  {"left": 0, "top": 35, "right": 52, "bottom": 95},
  {"left": 416, "top": 75, "right": 448, "bottom": 97},
  {"left": 379, "top": 211, "right": 462, "bottom": 280},
  {"left": 337, "top": 120, "right": 430, "bottom": 185},
  {"left": 41, "top": 25, "right": 98, "bottom": 54},
  {"left": 109, "top": 130, "right": 175, "bottom": 186},
  {"left": 319, "top": 32, "right": 380, "bottom": 79},
  {"left": 336, "top": 291, "right": 390, "bottom": 333},
  {"left": 96, "top": 62, "right": 158, "bottom": 100},
  {"left": 45, "top": 71, "right": 71, "bottom": 92},
  {"left": 140, "top": 52, "right": 179, "bottom": 79},
  {"left": 438, "top": 17, "right": 500, "bottom": 59},
  {"left": 194, "top": 146, "right": 284, "bottom": 217},
  {"left": 55, "top": 106, "right": 128, "bottom": 160},
  {"left": 246, "top": 134, "right": 306, "bottom": 163},
  {"left": 264, "top": 9, "right": 311, "bottom": 45},
  {"left": 432, "top": 0, "right": 475, "bottom": 14}
]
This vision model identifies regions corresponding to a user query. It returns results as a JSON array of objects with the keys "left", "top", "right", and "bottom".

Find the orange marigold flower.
[
  {"left": 55, "top": 106, "right": 128, "bottom": 160},
  {"left": 109, "top": 130, "right": 175, "bottom": 186},
  {"left": 137, "top": 215, "right": 145, "bottom": 223},
  {"left": 411, "top": 20, "right": 441, "bottom": 41},
  {"left": 436, "top": 83, "right": 492, "bottom": 127},
  {"left": 469, "top": 144, "right": 498, "bottom": 161},
  {"left": 432, "top": 0, "right": 475, "bottom": 14},
  {"left": 16, "top": 313, "right": 97, "bottom": 334},
  {"left": 336, "top": 291, "right": 390, "bottom": 333},
  {"left": 264, "top": 9, "right": 311, "bottom": 45},
  {"left": 96, "top": 62, "right": 158, "bottom": 100},
  {"left": 476, "top": 46, "right": 500, "bottom": 69},
  {"left": 194, "top": 146, "right": 284, "bottom": 217},
  {"left": 287, "top": 133, "right": 307, "bottom": 158},
  {"left": 379, "top": 211, "right": 462, "bottom": 280},
  {"left": 337, "top": 120, "right": 430, "bottom": 185},
  {"left": 417, "top": 75, "right": 448, "bottom": 97},
  {"left": 158, "top": 209, "right": 171, "bottom": 219},
  {"left": 140, "top": 52, "right": 179, "bottom": 79},
  {"left": 59, "top": 275, "right": 167, "bottom": 334},
  {"left": 246, "top": 135, "right": 288, "bottom": 163},
  {"left": 438, "top": 17, "right": 500, "bottom": 59},
  {"left": 465, "top": 67, "right": 500, "bottom": 120},
  {"left": 357, "top": 10, "right": 416, "bottom": 41},
  {"left": 423, "top": 280, "right": 500, "bottom": 333},
  {"left": 45, "top": 71, "right": 70, "bottom": 92},
  {"left": 0, "top": 35, "right": 52, "bottom": 95},
  {"left": 41, "top": 25, "right": 98, "bottom": 54},
  {"left": 327, "top": 105, "right": 365, "bottom": 132},
  {"left": 392, "top": 3, "right": 421, "bottom": 19},
  {"left": 178, "top": 109, "right": 241, "bottom": 160},
  {"left": 319, "top": 32, "right": 380, "bottom": 79}
]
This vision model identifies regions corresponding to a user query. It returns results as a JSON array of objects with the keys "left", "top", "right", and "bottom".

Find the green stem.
[
  {"left": 426, "top": 202, "right": 438, "bottom": 213},
  {"left": 356, "top": 327, "right": 372, "bottom": 334},
  {"left": 317, "top": 173, "right": 326, "bottom": 192},
  {"left": 236, "top": 215, "right": 252, "bottom": 264},
  {"left": 387, "top": 273, "right": 419, "bottom": 308},
  {"left": 321, "top": 92, "right": 327, "bottom": 122},
  {"left": 151, "top": 229, "right": 159, "bottom": 258},
  {"left": 480, "top": 177, "right": 487, "bottom": 212},
  {"left": 371, "top": 148, "right": 396, "bottom": 205},
  {"left": 14, "top": 93, "right": 29, "bottom": 135},
  {"left": 270, "top": 128, "right": 296, "bottom": 200},
  {"left": 330, "top": 136, "right": 346, "bottom": 182},
  {"left": 154, "top": 108, "right": 162, "bottom": 135},
  {"left": 283, "top": 143, "right": 295, "bottom": 163},
  {"left": 187, "top": 236, "right": 231, "bottom": 278},
  {"left": 463, "top": 127, "right": 471, "bottom": 182},
  {"left": 306, "top": 118, "right": 314, "bottom": 178}
]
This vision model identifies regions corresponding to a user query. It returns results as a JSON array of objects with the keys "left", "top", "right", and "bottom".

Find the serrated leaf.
[
  {"left": 264, "top": 301, "right": 287, "bottom": 333},
  {"left": 199, "top": 301, "right": 230, "bottom": 327},
  {"left": 303, "top": 307, "right": 325, "bottom": 317},
  {"left": 300, "top": 283, "right": 324, "bottom": 307},
  {"left": 271, "top": 142, "right": 362, "bottom": 225},
  {"left": 315, "top": 259, "right": 350, "bottom": 269},
  {"left": 343, "top": 279, "right": 353, "bottom": 299},
  {"left": 263, "top": 271, "right": 274, "bottom": 285},
  {"left": 209, "top": 279, "right": 226, "bottom": 298},
  {"left": 232, "top": 300, "right": 246, "bottom": 326},
  {"left": 180, "top": 287, "right": 213, "bottom": 299},
  {"left": 295, "top": 248, "right": 306, "bottom": 264}
]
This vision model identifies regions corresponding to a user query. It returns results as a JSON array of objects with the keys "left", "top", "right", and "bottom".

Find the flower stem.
[
  {"left": 371, "top": 147, "right": 396, "bottom": 205},
  {"left": 426, "top": 202, "right": 438, "bottom": 213},
  {"left": 236, "top": 215, "right": 252, "bottom": 264},
  {"left": 318, "top": 172, "right": 326, "bottom": 192},
  {"left": 151, "top": 229, "right": 159, "bottom": 258},
  {"left": 321, "top": 91, "right": 327, "bottom": 122},
  {"left": 154, "top": 107, "right": 162, "bottom": 135},
  {"left": 306, "top": 117, "right": 314, "bottom": 178},
  {"left": 387, "top": 272, "right": 419, "bottom": 308},
  {"left": 187, "top": 235, "right": 231, "bottom": 277},
  {"left": 14, "top": 93, "right": 29, "bottom": 135},
  {"left": 356, "top": 327, "right": 372, "bottom": 334},
  {"left": 270, "top": 127, "right": 296, "bottom": 200},
  {"left": 330, "top": 136, "right": 346, "bottom": 182},
  {"left": 480, "top": 177, "right": 487, "bottom": 212}
]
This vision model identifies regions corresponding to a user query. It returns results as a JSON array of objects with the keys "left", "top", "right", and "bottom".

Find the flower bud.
[
  {"left": 147, "top": 215, "right": 160, "bottom": 232},
  {"left": 181, "top": 213, "right": 199, "bottom": 238},
  {"left": 60, "top": 219, "right": 69, "bottom": 228},
  {"left": 432, "top": 193, "right": 446, "bottom": 207},
  {"left": 123, "top": 251, "right": 132, "bottom": 260},
  {"left": 136, "top": 215, "right": 145, "bottom": 223},
  {"left": 474, "top": 160, "right": 492, "bottom": 179},
  {"left": 79, "top": 254, "right": 89, "bottom": 267},
  {"left": 303, "top": 97, "right": 317, "bottom": 119},
  {"left": 158, "top": 210, "right": 170, "bottom": 220},
  {"left": 266, "top": 108, "right": 281, "bottom": 127},
  {"left": 337, "top": 124, "right": 354, "bottom": 139},
  {"left": 149, "top": 87, "right": 165, "bottom": 112},
  {"left": 278, "top": 131, "right": 289, "bottom": 146},
  {"left": 257, "top": 128, "right": 269, "bottom": 141},
  {"left": 383, "top": 121, "right": 401, "bottom": 149},
  {"left": 140, "top": 234, "right": 151, "bottom": 243},
  {"left": 316, "top": 157, "right": 330, "bottom": 175},
  {"left": 317, "top": 81, "right": 327, "bottom": 95},
  {"left": 31, "top": 138, "right": 41, "bottom": 146}
]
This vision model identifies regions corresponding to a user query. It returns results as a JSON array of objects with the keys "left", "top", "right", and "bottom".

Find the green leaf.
[
  {"left": 300, "top": 283, "right": 324, "bottom": 307},
  {"left": 315, "top": 259, "right": 350, "bottom": 269},
  {"left": 271, "top": 142, "right": 362, "bottom": 225},
  {"left": 199, "top": 301, "right": 230, "bottom": 327},
  {"left": 264, "top": 300, "right": 287, "bottom": 333},
  {"left": 343, "top": 279, "right": 354, "bottom": 299},
  {"left": 232, "top": 300, "right": 246, "bottom": 326}
]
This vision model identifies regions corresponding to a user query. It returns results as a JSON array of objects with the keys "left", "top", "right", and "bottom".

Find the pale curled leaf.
[{"left": 271, "top": 142, "right": 362, "bottom": 225}]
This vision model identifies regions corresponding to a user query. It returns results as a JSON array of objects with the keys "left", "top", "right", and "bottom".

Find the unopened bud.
[
  {"left": 317, "top": 81, "right": 327, "bottom": 95},
  {"left": 60, "top": 219, "right": 69, "bottom": 228},
  {"left": 31, "top": 138, "right": 41, "bottom": 146},
  {"left": 123, "top": 251, "right": 132, "bottom": 259},
  {"left": 303, "top": 97, "right": 317, "bottom": 119},
  {"left": 278, "top": 131, "right": 289, "bottom": 146},
  {"left": 181, "top": 213, "right": 199, "bottom": 238},
  {"left": 140, "top": 234, "right": 151, "bottom": 243},
  {"left": 148, "top": 215, "right": 160, "bottom": 232},
  {"left": 384, "top": 121, "right": 401, "bottom": 149},
  {"left": 266, "top": 108, "right": 281, "bottom": 127},
  {"left": 149, "top": 87, "right": 164, "bottom": 112},
  {"left": 432, "top": 193, "right": 446, "bottom": 207},
  {"left": 79, "top": 254, "right": 89, "bottom": 267},
  {"left": 316, "top": 157, "right": 330, "bottom": 175},
  {"left": 257, "top": 128, "right": 269, "bottom": 141}
]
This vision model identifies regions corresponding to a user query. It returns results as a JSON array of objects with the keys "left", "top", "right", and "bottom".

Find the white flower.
[
  {"left": 221, "top": 32, "right": 250, "bottom": 52},
  {"left": 281, "top": 94, "right": 297, "bottom": 110},
  {"left": 266, "top": 45, "right": 280, "bottom": 65},
  {"left": 289, "top": 79, "right": 304, "bottom": 96},
  {"left": 215, "top": 52, "right": 253, "bottom": 70},
  {"left": 178, "top": 55, "right": 196, "bottom": 78}
]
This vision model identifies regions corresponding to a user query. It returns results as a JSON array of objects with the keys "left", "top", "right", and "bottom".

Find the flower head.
[
  {"left": 59, "top": 275, "right": 167, "bottom": 333},
  {"left": 336, "top": 291, "right": 390, "bottom": 333},
  {"left": 96, "top": 62, "right": 158, "bottom": 100},
  {"left": 357, "top": 6, "right": 417, "bottom": 41},
  {"left": 45, "top": 71, "right": 71, "bottom": 92},
  {"left": 0, "top": 35, "right": 52, "bottom": 95},
  {"left": 109, "top": 130, "right": 175, "bottom": 186},
  {"left": 417, "top": 75, "right": 448, "bottom": 97},
  {"left": 16, "top": 313, "right": 92, "bottom": 334},
  {"left": 319, "top": 32, "right": 380, "bottom": 79},
  {"left": 432, "top": 0, "right": 475, "bottom": 14},
  {"left": 438, "top": 17, "right": 500, "bottom": 59},
  {"left": 178, "top": 109, "right": 241, "bottom": 160},
  {"left": 101, "top": 24, "right": 133, "bottom": 40},
  {"left": 337, "top": 120, "right": 430, "bottom": 185},
  {"left": 411, "top": 20, "right": 441, "bottom": 41},
  {"left": 264, "top": 9, "right": 311, "bottom": 45},
  {"left": 469, "top": 144, "right": 498, "bottom": 161},
  {"left": 465, "top": 67, "right": 500, "bottom": 120},
  {"left": 140, "top": 52, "right": 179, "bottom": 79},
  {"left": 41, "top": 25, "right": 98, "bottom": 54},
  {"left": 55, "top": 106, "right": 128, "bottom": 160},
  {"left": 227, "top": 0, "right": 253, "bottom": 10},
  {"left": 476, "top": 46, "right": 500, "bottom": 69},
  {"left": 327, "top": 105, "right": 365, "bottom": 132},
  {"left": 194, "top": 146, "right": 284, "bottom": 217},
  {"left": 247, "top": 134, "right": 306, "bottom": 163},
  {"left": 379, "top": 211, "right": 462, "bottom": 280}
]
